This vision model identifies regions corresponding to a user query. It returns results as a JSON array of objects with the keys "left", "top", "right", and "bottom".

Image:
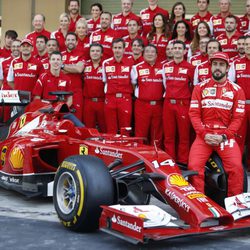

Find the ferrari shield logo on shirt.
[
  {"left": 199, "top": 68, "right": 209, "bottom": 75},
  {"left": 141, "top": 13, "right": 150, "bottom": 20},
  {"left": 113, "top": 18, "right": 121, "bottom": 24},
  {"left": 139, "top": 69, "right": 149, "bottom": 76},
  {"left": 93, "top": 35, "right": 101, "bottom": 42},
  {"left": 14, "top": 63, "right": 23, "bottom": 70},
  {"left": 241, "top": 21, "right": 247, "bottom": 26},
  {"left": 84, "top": 66, "right": 92, "bottom": 72},
  {"left": 121, "top": 66, "right": 130, "bottom": 72},
  {"left": 165, "top": 67, "right": 173, "bottom": 73},
  {"left": 202, "top": 88, "right": 216, "bottom": 97},
  {"left": 58, "top": 80, "right": 66, "bottom": 87},
  {"left": 104, "top": 36, "right": 113, "bottom": 43},
  {"left": 178, "top": 68, "right": 188, "bottom": 74},
  {"left": 106, "top": 66, "right": 115, "bottom": 72},
  {"left": 219, "top": 39, "right": 227, "bottom": 45},
  {"left": 236, "top": 63, "right": 246, "bottom": 70},
  {"left": 28, "top": 64, "right": 37, "bottom": 70}
]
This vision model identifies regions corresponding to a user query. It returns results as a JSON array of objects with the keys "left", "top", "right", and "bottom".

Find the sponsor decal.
[
  {"left": 222, "top": 91, "right": 234, "bottom": 99},
  {"left": 1, "top": 146, "right": 7, "bottom": 165},
  {"left": 97, "top": 67, "right": 102, "bottom": 74},
  {"left": 178, "top": 68, "right": 188, "bottom": 74},
  {"left": 199, "top": 68, "right": 209, "bottom": 75},
  {"left": 69, "top": 56, "right": 78, "bottom": 61},
  {"left": 28, "top": 64, "right": 37, "bottom": 70},
  {"left": 79, "top": 145, "right": 88, "bottom": 155},
  {"left": 155, "top": 68, "right": 162, "bottom": 74},
  {"left": 192, "top": 19, "right": 199, "bottom": 26},
  {"left": 93, "top": 35, "right": 101, "bottom": 42},
  {"left": 0, "top": 175, "right": 20, "bottom": 184},
  {"left": 111, "top": 215, "right": 142, "bottom": 233},
  {"left": 113, "top": 18, "right": 121, "bottom": 25},
  {"left": 167, "top": 174, "right": 189, "bottom": 187},
  {"left": 58, "top": 80, "right": 66, "bottom": 87},
  {"left": 202, "top": 88, "right": 216, "bottom": 97},
  {"left": 104, "top": 36, "right": 113, "bottom": 43},
  {"left": 213, "top": 19, "right": 222, "bottom": 25},
  {"left": 121, "top": 66, "right": 130, "bottom": 72},
  {"left": 165, "top": 188, "right": 190, "bottom": 212},
  {"left": 10, "top": 147, "right": 24, "bottom": 170},
  {"left": 61, "top": 161, "right": 76, "bottom": 171},
  {"left": 139, "top": 69, "right": 149, "bottom": 76},
  {"left": 187, "top": 193, "right": 206, "bottom": 199},
  {"left": 13, "top": 62, "right": 23, "bottom": 70},
  {"left": 106, "top": 66, "right": 115, "bottom": 73},
  {"left": 192, "top": 60, "right": 201, "bottom": 66},
  {"left": 84, "top": 66, "right": 92, "bottom": 73},
  {"left": 201, "top": 99, "right": 233, "bottom": 110},
  {"left": 95, "top": 147, "right": 123, "bottom": 158},
  {"left": 141, "top": 13, "right": 150, "bottom": 20},
  {"left": 165, "top": 67, "right": 173, "bottom": 73},
  {"left": 236, "top": 63, "right": 246, "bottom": 70},
  {"left": 219, "top": 39, "right": 227, "bottom": 45},
  {"left": 210, "top": 226, "right": 226, "bottom": 231}
]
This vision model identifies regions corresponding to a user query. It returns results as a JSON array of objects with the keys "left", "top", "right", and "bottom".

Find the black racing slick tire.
[
  {"left": 53, "top": 155, "right": 114, "bottom": 232},
  {"left": 205, "top": 152, "right": 248, "bottom": 207}
]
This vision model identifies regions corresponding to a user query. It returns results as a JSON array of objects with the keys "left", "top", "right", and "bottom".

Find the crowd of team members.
[{"left": 0, "top": 0, "right": 250, "bottom": 167}]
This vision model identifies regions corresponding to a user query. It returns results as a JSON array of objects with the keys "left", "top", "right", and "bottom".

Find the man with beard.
[
  {"left": 217, "top": 15, "right": 241, "bottom": 58},
  {"left": 90, "top": 12, "right": 118, "bottom": 60},
  {"left": 34, "top": 35, "right": 48, "bottom": 61},
  {"left": 61, "top": 32, "right": 84, "bottom": 121},
  {"left": 68, "top": 0, "right": 83, "bottom": 32},
  {"left": 229, "top": 36, "right": 245, "bottom": 63},
  {"left": 127, "top": 38, "right": 144, "bottom": 64},
  {"left": 188, "top": 52, "right": 246, "bottom": 197}
]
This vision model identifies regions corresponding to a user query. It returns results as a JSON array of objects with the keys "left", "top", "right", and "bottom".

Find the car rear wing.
[{"left": 0, "top": 90, "right": 30, "bottom": 105}]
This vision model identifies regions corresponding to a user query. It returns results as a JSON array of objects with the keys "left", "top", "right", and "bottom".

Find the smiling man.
[{"left": 189, "top": 52, "right": 246, "bottom": 197}]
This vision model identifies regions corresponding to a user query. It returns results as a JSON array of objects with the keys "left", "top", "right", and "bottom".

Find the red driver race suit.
[{"left": 188, "top": 78, "right": 246, "bottom": 196}]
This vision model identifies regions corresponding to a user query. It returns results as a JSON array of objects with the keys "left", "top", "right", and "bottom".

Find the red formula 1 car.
[{"left": 0, "top": 90, "right": 250, "bottom": 244}]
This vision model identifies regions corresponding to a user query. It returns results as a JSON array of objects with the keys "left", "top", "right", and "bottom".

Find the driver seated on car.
[
  {"left": 33, "top": 51, "right": 84, "bottom": 127},
  {"left": 188, "top": 52, "right": 246, "bottom": 197}
]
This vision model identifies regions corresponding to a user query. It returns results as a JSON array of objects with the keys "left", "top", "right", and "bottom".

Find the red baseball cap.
[
  {"left": 20, "top": 39, "right": 33, "bottom": 46},
  {"left": 209, "top": 52, "right": 229, "bottom": 65}
]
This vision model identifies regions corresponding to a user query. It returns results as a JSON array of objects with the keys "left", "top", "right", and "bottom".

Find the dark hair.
[
  {"left": 36, "top": 35, "right": 48, "bottom": 43},
  {"left": 112, "top": 38, "right": 125, "bottom": 48},
  {"left": 173, "top": 40, "right": 186, "bottom": 50},
  {"left": 50, "top": 51, "right": 62, "bottom": 58},
  {"left": 65, "top": 32, "right": 77, "bottom": 40},
  {"left": 148, "top": 13, "right": 170, "bottom": 41},
  {"left": 172, "top": 20, "right": 192, "bottom": 41},
  {"left": 197, "top": 0, "right": 209, "bottom": 3},
  {"left": 131, "top": 38, "right": 145, "bottom": 48},
  {"left": 90, "top": 43, "right": 103, "bottom": 53},
  {"left": 191, "top": 21, "right": 211, "bottom": 54},
  {"left": 144, "top": 44, "right": 158, "bottom": 54},
  {"left": 225, "top": 14, "right": 238, "bottom": 23},
  {"left": 68, "top": 0, "right": 79, "bottom": 6},
  {"left": 169, "top": 2, "right": 186, "bottom": 30},
  {"left": 206, "top": 38, "right": 222, "bottom": 53},
  {"left": 5, "top": 30, "right": 18, "bottom": 39},
  {"left": 46, "top": 38, "right": 59, "bottom": 47},
  {"left": 90, "top": 3, "right": 103, "bottom": 12},
  {"left": 101, "top": 11, "right": 112, "bottom": 19}
]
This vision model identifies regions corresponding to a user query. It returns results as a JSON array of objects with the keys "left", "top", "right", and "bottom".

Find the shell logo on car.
[
  {"left": 9, "top": 147, "right": 24, "bottom": 170},
  {"left": 167, "top": 174, "right": 189, "bottom": 187}
]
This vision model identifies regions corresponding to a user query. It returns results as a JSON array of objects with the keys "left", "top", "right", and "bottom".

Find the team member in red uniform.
[
  {"left": 87, "top": 3, "right": 102, "bottom": 34},
  {"left": 190, "top": 0, "right": 213, "bottom": 31},
  {"left": 26, "top": 14, "right": 51, "bottom": 55},
  {"left": 209, "top": 0, "right": 238, "bottom": 38},
  {"left": 113, "top": 0, "right": 141, "bottom": 38},
  {"left": 83, "top": 44, "right": 106, "bottom": 132},
  {"left": 75, "top": 18, "right": 90, "bottom": 61},
  {"left": 123, "top": 19, "right": 147, "bottom": 57},
  {"left": 147, "top": 13, "right": 170, "bottom": 63},
  {"left": 0, "top": 40, "right": 21, "bottom": 121},
  {"left": 239, "top": 0, "right": 250, "bottom": 34},
  {"left": 90, "top": 12, "right": 118, "bottom": 60},
  {"left": 67, "top": 0, "right": 83, "bottom": 32},
  {"left": 140, "top": 0, "right": 169, "bottom": 38},
  {"left": 34, "top": 35, "right": 48, "bottom": 61},
  {"left": 229, "top": 36, "right": 245, "bottom": 63},
  {"left": 61, "top": 32, "right": 84, "bottom": 121},
  {"left": 51, "top": 13, "right": 70, "bottom": 52},
  {"left": 217, "top": 15, "right": 241, "bottom": 58},
  {"left": 102, "top": 38, "right": 133, "bottom": 134},
  {"left": 194, "top": 38, "right": 222, "bottom": 85},
  {"left": 0, "top": 30, "right": 18, "bottom": 62},
  {"left": 33, "top": 51, "right": 72, "bottom": 106},
  {"left": 228, "top": 36, "right": 250, "bottom": 165},
  {"left": 7, "top": 39, "right": 42, "bottom": 93},
  {"left": 162, "top": 40, "right": 195, "bottom": 164},
  {"left": 161, "top": 42, "right": 174, "bottom": 65},
  {"left": 189, "top": 52, "right": 245, "bottom": 196},
  {"left": 131, "top": 44, "right": 164, "bottom": 147},
  {"left": 127, "top": 38, "right": 145, "bottom": 65},
  {"left": 41, "top": 39, "right": 60, "bottom": 71},
  {"left": 189, "top": 37, "right": 210, "bottom": 66}
]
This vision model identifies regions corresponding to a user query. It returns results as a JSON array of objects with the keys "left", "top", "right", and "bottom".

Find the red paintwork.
[{"left": 1, "top": 98, "right": 249, "bottom": 241}]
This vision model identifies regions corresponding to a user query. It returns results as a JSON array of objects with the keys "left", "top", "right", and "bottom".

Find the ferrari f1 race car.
[{"left": 0, "top": 90, "right": 250, "bottom": 244}]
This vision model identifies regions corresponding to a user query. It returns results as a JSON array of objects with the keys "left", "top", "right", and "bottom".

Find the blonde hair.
[
  {"left": 76, "top": 18, "right": 88, "bottom": 28},
  {"left": 59, "top": 12, "right": 70, "bottom": 22}
]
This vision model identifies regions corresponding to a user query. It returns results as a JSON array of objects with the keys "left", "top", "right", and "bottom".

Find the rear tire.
[{"left": 53, "top": 155, "right": 114, "bottom": 232}]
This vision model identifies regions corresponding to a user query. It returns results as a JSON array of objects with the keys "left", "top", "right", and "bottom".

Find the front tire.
[{"left": 53, "top": 155, "right": 114, "bottom": 232}]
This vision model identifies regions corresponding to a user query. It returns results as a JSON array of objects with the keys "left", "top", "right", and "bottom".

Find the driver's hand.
[{"left": 204, "top": 134, "right": 223, "bottom": 146}]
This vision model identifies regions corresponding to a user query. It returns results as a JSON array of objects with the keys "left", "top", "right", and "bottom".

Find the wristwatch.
[
  {"left": 61, "top": 64, "right": 65, "bottom": 70},
  {"left": 221, "top": 134, "right": 227, "bottom": 142}
]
